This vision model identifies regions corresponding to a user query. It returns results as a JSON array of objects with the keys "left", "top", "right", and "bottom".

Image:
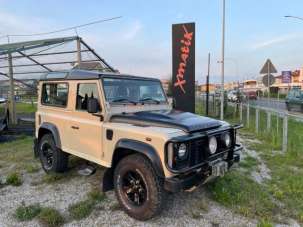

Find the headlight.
[
  {"left": 177, "top": 143, "right": 187, "bottom": 159},
  {"left": 208, "top": 136, "right": 217, "bottom": 154},
  {"left": 222, "top": 133, "right": 231, "bottom": 147}
]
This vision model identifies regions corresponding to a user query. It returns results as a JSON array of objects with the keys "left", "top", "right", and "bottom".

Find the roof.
[
  {"left": 0, "top": 36, "right": 79, "bottom": 55},
  {"left": 39, "top": 69, "right": 160, "bottom": 82}
]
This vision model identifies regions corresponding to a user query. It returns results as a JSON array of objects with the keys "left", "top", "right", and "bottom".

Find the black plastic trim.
[
  {"left": 115, "top": 139, "right": 165, "bottom": 177},
  {"left": 38, "top": 122, "right": 62, "bottom": 148}
]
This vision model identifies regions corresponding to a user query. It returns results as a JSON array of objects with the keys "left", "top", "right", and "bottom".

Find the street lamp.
[{"left": 220, "top": 0, "right": 226, "bottom": 120}]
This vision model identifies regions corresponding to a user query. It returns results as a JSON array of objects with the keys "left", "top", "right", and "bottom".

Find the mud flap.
[{"left": 102, "top": 168, "right": 114, "bottom": 192}]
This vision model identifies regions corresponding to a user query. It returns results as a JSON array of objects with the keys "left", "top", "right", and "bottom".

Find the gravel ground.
[
  {"left": 4, "top": 134, "right": 298, "bottom": 227},
  {"left": 0, "top": 164, "right": 258, "bottom": 227}
]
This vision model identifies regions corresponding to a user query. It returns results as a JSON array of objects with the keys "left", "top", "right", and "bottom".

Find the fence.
[{"left": 196, "top": 93, "right": 303, "bottom": 153}]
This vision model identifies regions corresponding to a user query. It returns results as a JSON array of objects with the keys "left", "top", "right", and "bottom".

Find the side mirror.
[{"left": 87, "top": 98, "right": 99, "bottom": 114}]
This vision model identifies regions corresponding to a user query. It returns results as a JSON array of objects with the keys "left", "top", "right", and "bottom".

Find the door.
[{"left": 67, "top": 81, "right": 103, "bottom": 162}]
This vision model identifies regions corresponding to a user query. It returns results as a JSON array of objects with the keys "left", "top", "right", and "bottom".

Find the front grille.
[{"left": 188, "top": 131, "right": 232, "bottom": 167}]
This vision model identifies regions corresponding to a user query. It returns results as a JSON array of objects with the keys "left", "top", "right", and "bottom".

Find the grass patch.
[
  {"left": 14, "top": 202, "right": 41, "bottom": 221},
  {"left": 239, "top": 156, "right": 259, "bottom": 171},
  {"left": 38, "top": 207, "right": 64, "bottom": 227},
  {"left": 207, "top": 170, "right": 278, "bottom": 220},
  {"left": 6, "top": 172, "right": 22, "bottom": 186},
  {"left": 16, "top": 102, "right": 37, "bottom": 114},
  {"left": 68, "top": 189, "right": 105, "bottom": 220},
  {"left": 257, "top": 220, "right": 274, "bottom": 227},
  {"left": 0, "top": 136, "right": 37, "bottom": 172},
  {"left": 41, "top": 172, "right": 76, "bottom": 184},
  {"left": 68, "top": 200, "right": 95, "bottom": 220},
  {"left": 25, "top": 164, "right": 40, "bottom": 173}
]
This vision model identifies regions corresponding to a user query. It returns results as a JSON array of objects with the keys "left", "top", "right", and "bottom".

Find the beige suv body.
[{"left": 34, "top": 69, "right": 242, "bottom": 220}]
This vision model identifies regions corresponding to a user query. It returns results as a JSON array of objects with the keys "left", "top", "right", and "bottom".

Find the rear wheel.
[
  {"left": 39, "top": 134, "right": 68, "bottom": 173},
  {"left": 114, "top": 154, "right": 164, "bottom": 220}
]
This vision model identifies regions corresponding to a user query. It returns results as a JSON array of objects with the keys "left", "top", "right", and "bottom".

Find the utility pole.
[
  {"left": 220, "top": 0, "right": 226, "bottom": 120},
  {"left": 76, "top": 37, "right": 82, "bottom": 65},
  {"left": 206, "top": 53, "right": 210, "bottom": 116},
  {"left": 8, "top": 52, "right": 16, "bottom": 124}
]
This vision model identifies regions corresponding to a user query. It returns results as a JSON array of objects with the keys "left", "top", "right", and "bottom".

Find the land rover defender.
[{"left": 34, "top": 69, "right": 242, "bottom": 220}]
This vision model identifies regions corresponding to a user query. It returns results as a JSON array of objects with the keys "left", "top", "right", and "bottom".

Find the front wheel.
[
  {"left": 114, "top": 154, "right": 164, "bottom": 220},
  {"left": 38, "top": 134, "right": 68, "bottom": 173}
]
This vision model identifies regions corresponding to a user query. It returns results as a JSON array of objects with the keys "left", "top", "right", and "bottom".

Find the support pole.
[
  {"left": 255, "top": 108, "right": 259, "bottom": 133},
  {"left": 220, "top": 0, "right": 226, "bottom": 120},
  {"left": 206, "top": 53, "right": 210, "bottom": 116},
  {"left": 77, "top": 37, "right": 82, "bottom": 65},
  {"left": 282, "top": 114, "right": 288, "bottom": 152},
  {"left": 8, "top": 52, "right": 16, "bottom": 124},
  {"left": 246, "top": 103, "right": 250, "bottom": 127},
  {"left": 240, "top": 102, "right": 243, "bottom": 122},
  {"left": 267, "top": 112, "right": 271, "bottom": 131}
]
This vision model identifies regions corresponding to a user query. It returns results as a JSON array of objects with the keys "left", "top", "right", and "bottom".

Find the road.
[
  {"left": 248, "top": 98, "right": 286, "bottom": 111},
  {"left": 245, "top": 97, "right": 303, "bottom": 118}
]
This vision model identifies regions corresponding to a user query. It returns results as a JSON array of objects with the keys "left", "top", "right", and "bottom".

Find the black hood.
[{"left": 110, "top": 109, "right": 222, "bottom": 133}]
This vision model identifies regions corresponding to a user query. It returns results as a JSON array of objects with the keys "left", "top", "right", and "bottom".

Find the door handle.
[{"left": 71, "top": 126, "right": 79, "bottom": 130}]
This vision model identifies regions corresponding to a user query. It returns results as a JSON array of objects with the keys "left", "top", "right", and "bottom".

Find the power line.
[{"left": 0, "top": 16, "right": 122, "bottom": 39}]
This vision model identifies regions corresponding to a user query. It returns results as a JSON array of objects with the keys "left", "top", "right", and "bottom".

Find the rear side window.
[
  {"left": 76, "top": 83, "right": 100, "bottom": 110},
  {"left": 41, "top": 83, "right": 68, "bottom": 107}
]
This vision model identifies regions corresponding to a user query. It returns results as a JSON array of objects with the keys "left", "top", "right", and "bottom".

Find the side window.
[
  {"left": 76, "top": 83, "right": 100, "bottom": 111},
  {"left": 41, "top": 83, "right": 68, "bottom": 107}
]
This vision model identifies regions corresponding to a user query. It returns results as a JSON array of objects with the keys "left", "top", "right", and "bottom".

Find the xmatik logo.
[{"left": 174, "top": 25, "right": 193, "bottom": 94}]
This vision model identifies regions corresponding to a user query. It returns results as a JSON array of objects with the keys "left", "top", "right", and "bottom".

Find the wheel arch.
[
  {"left": 102, "top": 139, "right": 165, "bottom": 192},
  {"left": 38, "top": 122, "right": 61, "bottom": 149}
]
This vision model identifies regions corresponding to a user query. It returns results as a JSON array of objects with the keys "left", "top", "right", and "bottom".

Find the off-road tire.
[
  {"left": 39, "top": 134, "right": 68, "bottom": 173},
  {"left": 114, "top": 153, "right": 164, "bottom": 220}
]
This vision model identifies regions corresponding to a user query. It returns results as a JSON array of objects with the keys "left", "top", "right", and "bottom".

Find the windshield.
[{"left": 103, "top": 77, "right": 167, "bottom": 104}]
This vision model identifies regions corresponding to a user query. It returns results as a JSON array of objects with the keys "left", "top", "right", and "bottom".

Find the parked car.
[
  {"left": 285, "top": 89, "right": 303, "bottom": 112},
  {"left": 245, "top": 91, "right": 257, "bottom": 100},
  {"left": 227, "top": 90, "right": 237, "bottom": 102},
  {"left": 34, "top": 69, "right": 243, "bottom": 220},
  {"left": 0, "top": 97, "right": 9, "bottom": 132}
]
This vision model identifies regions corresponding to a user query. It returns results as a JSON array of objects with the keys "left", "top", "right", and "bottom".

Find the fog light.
[
  {"left": 208, "top": 136, "right": 217, "bottom": 154},
  {"left": 222, "top": 133, "right": 231, "bottom": 147},
  {"left": 177, "top": 143, "right": 187, "bottom": 159}
]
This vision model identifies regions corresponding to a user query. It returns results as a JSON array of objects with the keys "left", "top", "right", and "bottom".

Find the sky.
[{"left": 1, "top": 0, "right": 303, "bottom": 84}]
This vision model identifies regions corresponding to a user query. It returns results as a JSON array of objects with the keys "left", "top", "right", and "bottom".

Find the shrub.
[
  {"left": 38, "top": 207, "right": 64, "bottom": 227},
  {"left": 14, "top": 202, "right": 41, "bottom": 221},
  {"left": 6, "top": 172, "right": 22, "bottom": 186}
]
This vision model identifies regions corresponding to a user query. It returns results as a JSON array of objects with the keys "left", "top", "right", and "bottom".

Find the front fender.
[{"left": 115, "top": 139, "right": 165, "bottom": 177}]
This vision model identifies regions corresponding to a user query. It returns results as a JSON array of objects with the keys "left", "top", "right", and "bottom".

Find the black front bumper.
[{"left": 164, "top": 150, "right": 241, "bottom": 193}]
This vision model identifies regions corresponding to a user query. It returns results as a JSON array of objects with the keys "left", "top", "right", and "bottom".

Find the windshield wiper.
[
  {"left": 111, "top": 98, "right": 137, "bottom": 105},
  {"left": 139, "top": 98, "right": 160, "bottom": 104}
]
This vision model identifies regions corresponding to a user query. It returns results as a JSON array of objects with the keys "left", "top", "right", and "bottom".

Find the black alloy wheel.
[
  {"left": 40, "top": 141, "right": 54, "bottom": 171},
  {"left": 121, "top": 170, "right": 147, "bottom": 206}
]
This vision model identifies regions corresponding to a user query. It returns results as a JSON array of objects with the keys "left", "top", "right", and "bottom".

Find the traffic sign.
[
  {"left": 262, "top": 74, "right": 275, "bottom": 87},
  {"left": 260, "top": 59, "right": 277, "bottom": 74}
]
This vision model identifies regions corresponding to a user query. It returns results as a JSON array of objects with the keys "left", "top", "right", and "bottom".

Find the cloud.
[
  {"left": 122, "top": 20, "right": 143, "bottom": 40},
  {"left": 251, "top": 33, "right": 300, "bottom": 50}
]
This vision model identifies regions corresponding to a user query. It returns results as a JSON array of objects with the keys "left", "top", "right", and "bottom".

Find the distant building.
[
  {"left": 198, "top": 84, "right": 216, "bottom": 93},
  {"left": 271, "top": 69, "right": 303, "bottom": 93},
  {"left": 224, "top": 82, "right": 239, "bottom": 91}
]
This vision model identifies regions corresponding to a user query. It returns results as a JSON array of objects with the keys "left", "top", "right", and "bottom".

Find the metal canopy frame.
[{"left": 0, "top": 36, "right": 116, "bottom": 123}]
